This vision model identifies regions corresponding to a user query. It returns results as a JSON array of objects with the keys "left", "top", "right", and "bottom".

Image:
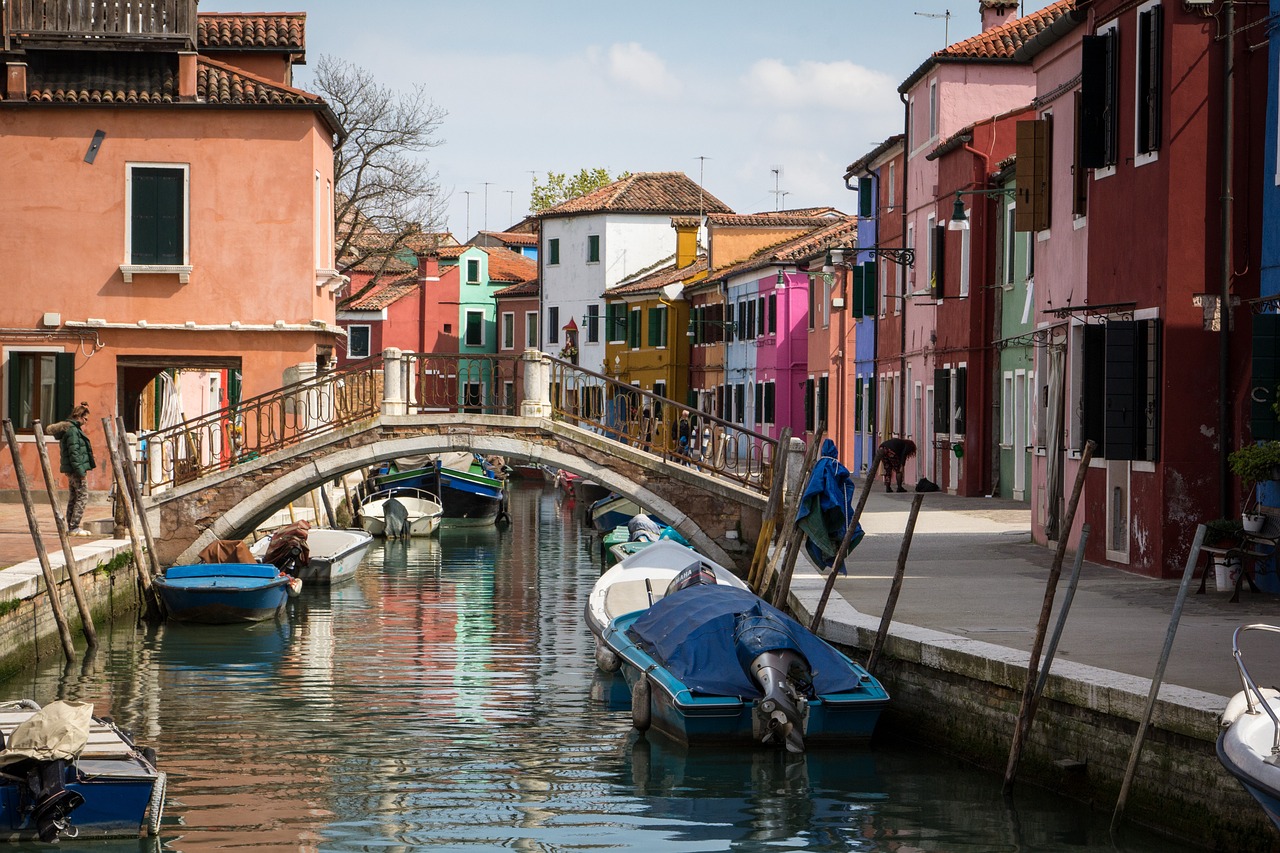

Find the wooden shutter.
[
  {"left": 754, "top": 383, "right": 763, "bottom": 425},
  {"left": 934, "top": 368, "right": 950, "bottom": 434},
  {"left": 648, "top": 307, "right": 661, "bottom": 346},
  {"left": 54, "top": 353, "right": 75, "bottom": 422},
  {"left": 768, "top": 293, "right": 777, "bottom": 334},
  {"left": 1252, "top": 314, "right": 1280, "bottom": 441},
  {"left": 1079, "top": 34, "right": 1114, "bottom": 169},
  {"left": 1104, "top": 321, "right": 1140, "bottom": 460},
  {"left": 726, "top": 302, "right": 735, "bottom": 341},
  {"left": 858, "top": 176, "right": 873, "bottom": 218},
  {"left": 850, "top": 265, "right": 865, "bottom": 319},
  {"left": 804, "top": 378, "right": 815, "bottom": 432},
  {"left": 764, "top": 382, "right": 775, "bottom": 425},
  {"left": 1072, "top": 91, "right": 1089, "bottom": 217},
  {"left": 954, "top": 366, "right": 967, "bottom": 435},
  {"left": 1138, "top": 6, "right": 1163, "bottom": 154},
  {"left": 933, "top": 225, "right": 946, "bottom": 299},
  {"left": 862, "top": 261, "right": 878, "bottom": 316},
  {"left": 868, "top": 379, "right": 876, "bottom": 437},
  {"left": 1016, "top": 120, "right": 1050, "bottom": 232}
]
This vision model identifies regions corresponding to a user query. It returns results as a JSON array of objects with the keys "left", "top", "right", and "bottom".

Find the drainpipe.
[
  {"left": 1219, "top": 0, "right": 1235, "bottom": 517},
  {"left": 900, "top": 91, "right": 910, "bottom": 441}
]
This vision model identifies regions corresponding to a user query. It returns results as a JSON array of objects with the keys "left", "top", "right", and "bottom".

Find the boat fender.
[
  {"left": 595, "top": 644, "right": 620, "bottom": 673},
  {"left": 1221, "top": 687, "right": 1280, "bottom": 727},
  {"left": 631, "top": 677, "right": 652, "bottom": 731},
  {"left": 146, "top": 770, "right": 167, "bottom": 837}
]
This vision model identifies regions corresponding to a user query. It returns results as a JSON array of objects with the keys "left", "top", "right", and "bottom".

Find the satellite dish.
[{"left": 661, "top": 283, "right": 685, "bottom": 302}]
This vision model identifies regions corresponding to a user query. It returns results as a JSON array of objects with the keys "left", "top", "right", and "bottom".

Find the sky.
[{"left": 199, "top": 0, "right": 1059, "bottom": 240}]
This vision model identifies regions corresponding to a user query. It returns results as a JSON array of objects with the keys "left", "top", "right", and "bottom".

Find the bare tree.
[{"left": 312, "top": 56, "right": 448, "bottom": 277}]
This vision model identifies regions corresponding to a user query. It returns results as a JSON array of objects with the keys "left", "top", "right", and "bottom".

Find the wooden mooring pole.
[
  {"left": 2, "top": 419, "right": 77, "bottom": 661},
  {"left": 810, "top": 449, "right": 884, "bottom": 630},
  {"left": 31, "top": 421, "right": 97, "bottom": 647},
  {"left": 865, "top": 492, "right": 925, "bottom": 673},
  {"left": 101, "top": 418, "right": 161, "bottom": 621},
  {"left": 747, "top": 427, "right": 791, "bottom": 593},
  {"left": 113, "top": 417, "right": 162, "bottom": 578},
  {"left": 1003, "top": 439, "right": 1095, "bottom": 792}
]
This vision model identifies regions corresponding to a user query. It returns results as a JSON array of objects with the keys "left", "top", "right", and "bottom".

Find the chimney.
[
  {"left": 980, "top": 0, "right": 1018, "bottom": 32},
  {"left": 420, "top": 253, "right": 441, "bottom": 281},
  {"left": 671, "top": 216, "right": 700, "bottom": 269},
  {"left": 6, "top": 63, "right": 27, "bottom": 101},
  {"left": 178, "top": 52, "right": 198, "bottom": 102}
]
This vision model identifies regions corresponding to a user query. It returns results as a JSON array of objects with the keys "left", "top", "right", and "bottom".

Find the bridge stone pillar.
[
  {"left": 381, "top": 348, "right": 407, "bottom": 416},
  {"left": 520, "top": 349, "right": 552, "bottom": 418},
  {"left": 784, "top": 436, "right": 807, "bottom": 507}
]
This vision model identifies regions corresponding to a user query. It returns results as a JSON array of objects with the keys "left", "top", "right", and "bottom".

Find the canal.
[{"left": 4, "top": 482, "right": 1196, "bottom": 852}]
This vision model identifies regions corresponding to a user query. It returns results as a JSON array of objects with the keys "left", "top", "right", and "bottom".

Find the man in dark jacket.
[
  {"left": 47, "top": 403, "right": 95, "bottom": 535},
  {"left": 878, "top": 437, "right": 917, "bottom": 493}
]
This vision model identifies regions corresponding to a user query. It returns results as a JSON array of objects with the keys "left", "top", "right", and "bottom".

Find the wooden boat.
[
  {"left": 1218, "top": 623, "right": 1280, "bottom": 832},
  {"left": 0, "top": 699, "right": 165, "bottom": 842},
  {"left": 251, "top": 526, "right": 374, "bottom": 585},
  {"left": 589, "top": 494, "right": 652, "bottom": 532},
  {"left": 586, "top": 540, "right": 748, "bottom": 673},
  {"left": 357, "top": 488, "right": 444, "bottom": 537},
  {"left": 603, "top": 582, "right": 889, "bottom": 752},
  {"left": 572, "top": 478, "right": 611, "bottom": 506},
  {"left": 366, "top": 455, "right": 505, "bottom": 526},
  {"left": 154, "top": 563, "right": 294, "bottom": 624}
]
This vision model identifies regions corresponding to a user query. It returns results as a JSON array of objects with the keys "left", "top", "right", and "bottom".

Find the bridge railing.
[
  {"left": 545, "top": 357, "right": 778, "bottom": 495},
  {"left": 139, "top": 355, "right": 385, "bottom": 493},
  {"left": 401, "top": 352, "right": 525, "bottom": 415}
]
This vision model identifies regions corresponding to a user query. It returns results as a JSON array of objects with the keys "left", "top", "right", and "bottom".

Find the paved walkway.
[{"left": 825, "top": 490, "right": 1275, "bottom": 699}]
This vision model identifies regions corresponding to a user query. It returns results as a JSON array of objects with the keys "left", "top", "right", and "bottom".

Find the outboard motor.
[
  {"left": 734, "top": 613, "right": 813, "bottom": 753},
  {"left": 664, "top": 563, "right": 718, "bottom": 597},
  {"left": 384, "top": 497, "right": 409, "bottom": 539},
  {"left": 23, "top": 760, "right": 84, "bottom": 842}
]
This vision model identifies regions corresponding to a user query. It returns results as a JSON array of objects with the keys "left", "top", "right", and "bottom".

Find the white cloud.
[
  {"left": 605, "top": 42, "right": 682, "bottom": 96},
  {"left": 744, "top": 59, "right": 898, "bottom": 113}
]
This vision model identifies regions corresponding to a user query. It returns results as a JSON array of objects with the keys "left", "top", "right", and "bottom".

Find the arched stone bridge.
[{"left": 148, "top": 412, "right": 784, "bottom": 568}]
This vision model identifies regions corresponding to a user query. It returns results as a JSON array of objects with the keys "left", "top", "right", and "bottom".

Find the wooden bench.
[{"left": 1197, "top": 506, "right": 1280, "bottom": 603}]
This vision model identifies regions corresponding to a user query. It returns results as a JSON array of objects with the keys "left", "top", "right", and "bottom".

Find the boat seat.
[{"left": 604, "top": 578, "right": 662, "bottom": 621}]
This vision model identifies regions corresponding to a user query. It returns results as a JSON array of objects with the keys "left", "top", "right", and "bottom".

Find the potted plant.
[
  {"left": 1229, "top": 441, "right": 1280, "bottom": 528},
  {"left": 1205, "top": 517, "right": 1244, "bottom": 547}
]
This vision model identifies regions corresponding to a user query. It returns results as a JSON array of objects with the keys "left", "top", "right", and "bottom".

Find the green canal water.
[{"left": 2, "top": 482, "right": 1196, "bottom": 852}]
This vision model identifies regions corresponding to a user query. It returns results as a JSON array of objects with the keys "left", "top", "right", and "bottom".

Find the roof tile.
[
  {"left": 539, "top": 171, "right": 732, "bottom": 218},
  {"left": 197, "top": 13, "right": 306, "bottom": 52},
  {"left": 482, "top": 247, "right": 537, "bottom": 283}
]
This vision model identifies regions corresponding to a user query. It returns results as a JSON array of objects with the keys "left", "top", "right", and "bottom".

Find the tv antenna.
[
  {"left": 770, "top": 166, "right": 786, "bottom": 212},
  {"left": 914, "top": 9, "right": 952, "bottom": 46}
]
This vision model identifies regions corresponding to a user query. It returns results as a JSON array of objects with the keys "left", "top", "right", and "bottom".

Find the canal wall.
[
  {"left": 787, "top": 568, "right": 1277, "bottom": 853},
  {"left": 0, "top": 539, "right": 141, "bottom": 679}
]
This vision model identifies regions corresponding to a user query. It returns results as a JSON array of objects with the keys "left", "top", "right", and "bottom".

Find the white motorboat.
[
  {"left": 251, "top": 526, "right": 373, "bottom": 586},
  {"left": 1218, "top": 623, "right": 1280, "bottom": 832},
  {"left": 585, "top": 539, "right": 747, "bottom": 673},
  {"left": 358, "top": 487, "right": 444, "bottom": 538}
]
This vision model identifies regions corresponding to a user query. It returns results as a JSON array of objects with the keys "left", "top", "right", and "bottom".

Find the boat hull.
[
  {"left": 1218, "top": 704, "right": 1280, "bottom": 832},
  {"left": 154, "top": 564, "right": 289, "bottom": 624},
  {"left": 371, "top": 464, "right": 503, "bottom": 525},
  {"left": 296, "top": 529, "right": 374, "bottom": 585},
  {"left": 357, "top": 491, "right": 444, "bottom": 538}
]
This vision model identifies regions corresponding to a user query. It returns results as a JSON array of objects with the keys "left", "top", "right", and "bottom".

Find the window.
[
  {"left": 1015, "top": 118, "right": 1051, "bottom": 232},
  {"left": 959, "top": 215, "right": 971, "bottom": 297},
  {"left": 464, "top": 310, "right": 485, "bottom": 347},
  {"left": 647, "top": 305, "right": 668, "bottom": 347},
  {"left": 525, "top": 311, "right": 538, "bottom": 348},
  {"left": 768, "top": 293, "right": 777, "bottom": 335},
  {"left": 804, "top": 378, "right": 815, "bottom": 433},
  {"left": 858, "top": 176, "right": 873, "bottom": 218},
  {"left": 733, "top": 383, "right": 746, "bottom": 424},
  {"left": 923, "top": 214, "right": 937, "bottom": 298},
  {"left": 887, "top": 163, "right": 896, "bottom": 211},
  {"left": 587, "top": 234, "right": 601, "bottom": 263},
  {"left": 125, "top": 164, "right": 188, "bottom": 275},
  {"left": 7, "top": 351, "right": 73, "bottom": 432},
  {"left": 816, "top": 375, "right": 829, "bottom": 430},
  {"left": 548, "top": 307, "right": 559, "bottom": 345},
  {"left": 1072, "top": 91, "right": 1089, "bottom": 217},
  {"left": 906, "top": 223, "right": 915, "bottom": 296},
  {"left": 466, "top": 258, "right": 480, "bottom": 284},
  {"left": 628, "top": 307, "right": 642, "bottom": 348},
  {"left": 807, "top": 281, "right": 816, "bottom": 331},
  {"left": 1080, "top": 318, "right": 1162, "bottom": 460},
  {"left": 548, "top": 238, "right": 560, "bottom": 265},
  {"left": 763, "top": 381, "right": 776, "bottom": 425},
  {"left": 928, "top": 78, "right": 938, "bottom": 140},
  {"left": 606, "top": 303, "right": 627, "bottom": 343},
  {"left": 586, "top": 304, "right": 599, "bottom": 343},
  {"left": 348, "top": 325, "right": 371, "bottom": 359},
  {"left": 501, "top": 313, "right": 515, "bottom": 350},
  {"left": 1005, "top": 201, "right": 1017, "bottom": 285},
  {"left": 1081, "top": 25, "right": 1119, "bottom": 170},
  {"left": 906, "top": 97, "right": 914, "bottom": 151},
  {"left": 1136, "top": 2, "right": 1163, "bottom": 158},
  {"left": 754, "top": 383, "right": 764, "bottom": 426}
]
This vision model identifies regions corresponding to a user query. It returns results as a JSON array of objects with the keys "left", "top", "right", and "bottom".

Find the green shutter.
[
  {"left": 933, "top": 224, "right": 946, "bottom": 299},
  {"left": 132, "top": 168, "right": 183, "bottom": 265},
  {"left": 6, "top": 354, "right": 20, "bottom": 423},
  {"left": 954, "top": 366, "right": 967, "bottom": 435},
  {"left": 862, "top": 261, "right": 877, "bottom": 316},
  {"left": 868, "top": 380, "right": 876, "bottom": 437},
  {"left": 850, "top": 265, "right": 865, "bottom": 319},
  {"left": 858, "top": 176, "right": 873, "bottom": 218},
  {"left": 1104, "top": 321, "right": 1140, "bottom": 460},
  {"left": 1251, "top": 314, "right": 1280, "bottom": 440},
  {"left": 54, "top": 353, "right": 75, "bottom": 422},
  {"left": 933, "top": 368, "right": 950, "bottom": 433}
]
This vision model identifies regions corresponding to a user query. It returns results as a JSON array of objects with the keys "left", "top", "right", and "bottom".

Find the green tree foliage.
[{"left": 530, "top": 169, "right": 630, "bottom": 213}]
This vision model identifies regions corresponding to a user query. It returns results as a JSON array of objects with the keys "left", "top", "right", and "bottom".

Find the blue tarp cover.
[
  {"left": 625, "top": 585, "right": 866, "bottom": 698},
  {"left": 794, "top": 439, "right": 864, "bottom": 572}
]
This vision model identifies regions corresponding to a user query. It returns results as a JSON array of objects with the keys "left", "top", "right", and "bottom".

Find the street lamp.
[{"left": 947, "top": 187, "right": 1017, "bottom": 231}]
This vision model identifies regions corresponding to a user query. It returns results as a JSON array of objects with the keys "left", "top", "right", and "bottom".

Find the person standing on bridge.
[{"left": 48, "top": 402, "right": 96, "bottom": 536}]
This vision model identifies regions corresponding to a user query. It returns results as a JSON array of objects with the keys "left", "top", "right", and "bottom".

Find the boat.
[
  {"left": 586, "top": 539, "right": 748, "bottom": 672},
  {"left": 365, "top": 454, "right": 505, "bottom": 526},
  {"left": 572, "top": 477, "right": 611, "bottom": 506},
  {"left": 507, "top": 462, "right": 543, "bottom": 480},
  {"left": 1218, "top": 623, "right": 1280, "bottom": 831},
  {"left": 153, "top": 562, "right": 294, "bottom": 624},
  {"left": 251, "top": 525, "right": 374, "bottom": 585},
  {"left": 589, "top": 493, "right": 655, "bottom": 532},
  {"left": 0, "top": 699, "right": 165, "bottom": 842},
  {"left": 357, "top": 487, "right": 444, "bottom": 538},
  {"left": 603, "top": 581, "right": 889, "bottom": 752}
]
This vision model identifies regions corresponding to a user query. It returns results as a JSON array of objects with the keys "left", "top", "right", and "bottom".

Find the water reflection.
[{"left": 0, "top": 483, "right": 1198, "bottom": 852}]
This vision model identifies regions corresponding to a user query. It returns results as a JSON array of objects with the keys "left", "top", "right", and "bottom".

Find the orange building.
[{"left": 0, "top": 4, "right": 343, "bottom": 495}]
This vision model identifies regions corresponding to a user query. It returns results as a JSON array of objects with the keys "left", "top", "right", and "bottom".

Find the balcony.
[{"left": 4, "top": 1, "right": 196, "bottom": 52}]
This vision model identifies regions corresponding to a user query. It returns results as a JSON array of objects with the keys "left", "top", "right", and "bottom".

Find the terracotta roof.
[
  {"left": 344, "top": 255, "right": 415, "bottom": 275},
  {"left": 670, "top": 216, "right": 701, "bottom": 229},
  {"left": 197, "top": 13, "right": 306, "bottom": 52},
  {"left": 437, "top": 246, "right": 466, "bottom": 260},
  {"left": 706, "top": 213, "right": 839, "bottom": 228},
  {"left": 899, "top": 0, "right": 1076, "bottom": 93},
  {"left": 494, "top": 278, "right": 540, "bottom": 298},
  {"left": 476, "top": 230, "right": 538, "bottom": 247},
  {"left": 709, "top": 217, "right": 858, "bottom": 281},
  {"left": 345, "top": 278, "right": 419, "bottom": 311},
  {"left": 611, "top": 257, "right": 708, "bottom": 297},
  {"left": 845, "top": 134, "right": 906, "bottom": 180},
  {"left": 539, "top": 171, "right": 733, "bottom": 219},
  {"left": 8, "top": 51, "right": 323, "bottom": 107},
  {"left": 482, "top": 247, "right": 537, "bottom": 283}
]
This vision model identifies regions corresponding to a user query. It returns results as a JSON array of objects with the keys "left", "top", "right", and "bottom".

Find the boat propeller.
[{"left": 749, "top": 649, "right": 810, "bottom": 754}]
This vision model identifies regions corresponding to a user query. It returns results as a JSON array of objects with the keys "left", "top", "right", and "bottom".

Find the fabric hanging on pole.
[{"left": 1046, "top": 346, "right": 1066, "bottom": 542}]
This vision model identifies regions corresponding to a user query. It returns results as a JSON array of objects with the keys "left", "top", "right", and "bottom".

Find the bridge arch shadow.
[{"left": 149, "top": 415, "right": 768, "bottom": 569}]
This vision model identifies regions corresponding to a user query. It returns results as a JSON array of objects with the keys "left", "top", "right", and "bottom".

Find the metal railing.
[
  {"left": 402, "top": 352, "right": 525, "bottom": 415},
  {"left": 546, "top": 357, "right": 778, "bottom": 495},
  {"left": 140, "top": 356, "right": 383, "bottom": 492}
]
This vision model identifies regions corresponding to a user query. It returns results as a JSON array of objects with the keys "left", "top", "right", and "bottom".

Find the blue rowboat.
[
  {"left": 0, "top": 699, "right": 165, "bottom": 842},
  {"left": 154, "top": 563, "right": 292, "bottom": 624},
  {"left": 604, "top": 583, "right": 889, "bottom": 752}
]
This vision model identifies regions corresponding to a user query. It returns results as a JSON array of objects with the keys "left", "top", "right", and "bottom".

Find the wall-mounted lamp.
[
  {"left": 775, "top": 269, "right": 787, "bottom": 290},
  {"left": 948, "top": 187, "right": 1017, "bottom": 231}
]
